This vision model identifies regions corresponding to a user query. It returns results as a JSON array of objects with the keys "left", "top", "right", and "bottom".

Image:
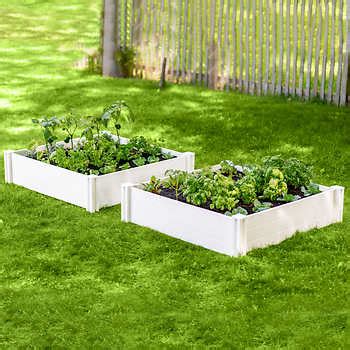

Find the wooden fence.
[{"left": 102, "top": 0, "right": 350, "bottom": 106}]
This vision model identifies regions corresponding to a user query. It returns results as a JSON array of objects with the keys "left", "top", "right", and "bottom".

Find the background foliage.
[{"left": 0, "top": 0, "right": 349, "bottom": 348}]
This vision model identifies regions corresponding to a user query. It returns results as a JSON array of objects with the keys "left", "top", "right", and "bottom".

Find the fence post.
[
  {"left": 208, "top": 40, "right": 218, "bottom": 89},
  {"left": 102, "top": 0, "right": 121, "bottom": 77}
]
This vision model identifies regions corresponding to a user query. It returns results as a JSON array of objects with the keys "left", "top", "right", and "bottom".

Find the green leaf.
[{"left": 277, "top": 193, "right": 301, "bottom": 202}]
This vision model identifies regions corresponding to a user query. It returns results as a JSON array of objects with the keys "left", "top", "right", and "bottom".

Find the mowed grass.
[{"left": 0, "top": 0, "right": 349, "bottom": 348}]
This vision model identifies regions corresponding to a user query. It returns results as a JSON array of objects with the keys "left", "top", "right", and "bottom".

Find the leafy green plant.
[
  {"left": 301, "top": 183, "right": 321, "bottom": 196},
  {"left": 101, "top": 101, "right": 133, "bottom": 142},
  {"left": 263, "top": 155, "right": 313, "bottom": 188},
  {"left": 132, "top": 157, "right": 146, "bottom": 167},
  {"left": 115, "top": 47, "right": 136, "bottom": 78},
  {"left": 209, "top": 173, "right": 239, "bottom": 211},
  {"left": 253, "top": 199, "right": 273, "bottom": 213},
  {"left": 32, "top": 116, "right": 60, "bottom": 156},
  {"left": 236, "top": 176, "right": 257, "bottom": 204},
  {"left": 61, "top": 113, "right": 79, "bottom": 149},
  {"left": 147, "top": 155, "right": 160, "bottom": 163},
  {"left": 262, "top": 168, "right": 288, "bottom": 201},
  {"left": 87, "top": 50, "right": 101, "bottom": 74},
  {"left": 219, "top": 160, "right": 238, "bottom": 177},
  {"left": 225, "top": 207, "right": 248, "bottom": 216},
  {"left": 53, "top": 147, "right": 89, "bottom": 173},
  {"left": 277, "top": 193, "right": 301, "bottom": 202},
  {"left": 119, "top": 162, "right": 131, "bottom": 171},
  {"left": 182, "top": 172, "right": 213, "bottom": 207},
  {"left": 144, "top": 176, "right": 162, "bottom": 194},
  {"left": 163, "top": 170, "right": 188, "bottom": 199}
]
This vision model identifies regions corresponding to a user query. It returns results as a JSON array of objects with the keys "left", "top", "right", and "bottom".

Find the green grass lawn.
[{"left": 0, "top": 1, "right": 349, "bottom": 348}]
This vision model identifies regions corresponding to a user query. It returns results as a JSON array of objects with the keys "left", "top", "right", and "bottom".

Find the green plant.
[
  {"left": 301, "top": 183, "right": 321, "bottom": 196},
  {"left": 219, "top": 160, "right": 238, "bottom": 177},
  {"left": 277, "top": 193, "right": 301, "bottom": 202},
  {"left": 115, "top": 47, "right": 136, "bottom": 78},
  {"left": 182, "top": 172, "right": 213, "bottom": 207},
  {"left": 225, "top": 207, "right": 248, "bottom": 216},
  {"left": 262, "top": 168, "right": 288, "bottom": 201},
  {"left": 163, "top": 170, "right": 188, "bottom": 199},
  {"left": 86, "top": 50, "right": 101, "bottom": 74},
  {"left": 263, "top": 155, "right": 313, "bottom": 188},
  {"left": 32, "top": 116, "right": 61, "bottom": 156},
  {"left": 253, "top": 199, "right": 273, "bottom": 212},
  {"left": 101, "top": 101, "right": 133, "bottom": 142},
  {"left": 147, "top": 155, "right": 159, "bottom": 163},
  {"left": 209, "top": 173, "right": 239, "bottom": 211},
  {"left": 236, "top": 176, "right": 257, "bottom": 205},
  {"left": 132, "top": 157, "right": 146, "bottom": 167},
  {"left": 144, "top": 176, "right": 162, "bottom": 194},
  {"left": 53, "top": 147, "right": 89, "bottom": 173},
  {"left": 61, "top": 113, "right": 79, "bottom": 149},
  {"left": 119, "top": 162, "right": 131, "bottom": 171}
]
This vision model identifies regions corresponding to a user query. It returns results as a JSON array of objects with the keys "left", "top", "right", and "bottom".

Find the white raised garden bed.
[
  {"left": 121, "top": 169, "right": 344, "bottom": 256},
  {"left": 4, "top": 137, "right": 195, "bottom": 213}
]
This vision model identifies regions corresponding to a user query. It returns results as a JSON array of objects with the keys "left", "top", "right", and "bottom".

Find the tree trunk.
[{"left": 102, "top": 0, "right": 120, "bottom": 76}]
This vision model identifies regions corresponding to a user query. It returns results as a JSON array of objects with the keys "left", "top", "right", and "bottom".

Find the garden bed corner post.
[
  {"left": 87, "top": 175, "right": 98, "bottom": 213},
  {"left": 185, "top": 152, "right": 195, "bottom": 172},
  {"left": 121, "top": 183, "right": 134, "bottom": 222},
  {"left": 233, "top": 214, "right": 248, "bottom": 256},
  {"left": 331, "top": 185, "right": 345, "bottom": 222},
  {"left": 4, "top": 150, "right": 14, "bottom": 184}
]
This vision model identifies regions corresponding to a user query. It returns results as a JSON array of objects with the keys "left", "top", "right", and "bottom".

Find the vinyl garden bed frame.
[
  {"left": 4, "top": 137, "right": 195, "bottom": 213},
  {"left": 121, "top": 167, "right": 344, "bottom": 256}
]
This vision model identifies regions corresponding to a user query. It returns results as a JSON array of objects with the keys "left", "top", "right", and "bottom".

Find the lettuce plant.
[
  {"left": 219, "top": 160, "right": 238, "bottom": 177},
  {"left": 263, "top": 155, "right": 313, "bottom": 188},
  {"left": 262, "top": 168, "right": 288, "bottom": 201}
]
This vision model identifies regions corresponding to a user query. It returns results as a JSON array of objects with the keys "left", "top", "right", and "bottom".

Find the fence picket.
[
  {"left": 258, "top": 0, "right": 263, "bottom": 95},
  {"left": 224, "top": 0, "right": 231, "bottom": 90},
  {"left": 320, "top": 0, "right": 329, "bottom": 100},
  {"left": 199, "top": 0, "right": 203, "bottom": 84},
  {"left": 239, "top": 0, "right": 244, "bottom": 91},
  {"left": 285, "top": 0, "right": 291, "bottom": 95},
  {"left": 245, "top": 0, "right": 250, "bottom": 93},
  {"left": 232, "top": 0, "right": 237, "bottom": 89},
  {"left": 335, "top": 0, "right": 344, "bottom": 105},
  {"left": 327, "top": 0, "right": 336, "bottom": 103},
  {"left": 191, "top": 1, "right": 197, "bottom": 84},
  {"left": 205, "top": 0, "right": 209, "bottom": 86},
  {"left": 313, "top": 0, "right": 322, "bottom": 97},
  {"left": 298, "top": 0, "right": 306, "bottom": 97},
  {"left": 271, "top": 0, "right": 277, "bottom": 93},
  {"left": 305, "top": 0, "right": 315, "bottom": 99},
  {"left": 182, "top": 0, "right": 189, "bottom": 81},
  {"left": 291, "top": 0, "right": 298, "bottom": 96},
  {"left": 251, "top": 0, "right": 256, "bottom": 94},
  {"left": 340, "top": 0, "right": 350, "bottom": 105},
  {"left": 277, "top": 0, "right": 283, "bottom": 95}
]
